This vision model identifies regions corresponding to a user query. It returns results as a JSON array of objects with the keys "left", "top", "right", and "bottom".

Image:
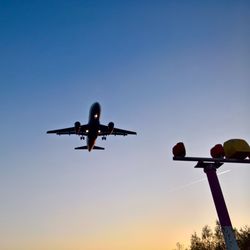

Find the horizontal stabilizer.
[
  {"left": 93, "top": 146, "right": 105, "bottom": 150},
  {"left": 75, "top": 146, "right": 88, "bottom": 150},
  {"left": 74, "top": 146, "right": 105, "bottom": 150}
]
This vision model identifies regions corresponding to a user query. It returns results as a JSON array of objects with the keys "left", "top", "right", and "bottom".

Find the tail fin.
[{"left": 74, "top": 146, "right": 104, "bottom": 150}]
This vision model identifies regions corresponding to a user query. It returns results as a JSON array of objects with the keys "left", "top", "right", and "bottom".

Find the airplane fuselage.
[{"left": 87, "top": 102, "right": 101, "bottom": 151}]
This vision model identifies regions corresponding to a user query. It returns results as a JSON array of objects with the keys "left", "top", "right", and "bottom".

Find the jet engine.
[
  {"left": 74, "top": 121, "right": 81, "bottom": 134},
  {"left": 108, "top": 122, "right": 114, "bottom": 134}
]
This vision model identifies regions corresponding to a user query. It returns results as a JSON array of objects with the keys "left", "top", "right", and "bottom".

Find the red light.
[
  {"left": 210, "top": 144, "right": 225, "bottom": 158},
  {"left": 172, "top": 142, "right": 186, "bottom": 157}
]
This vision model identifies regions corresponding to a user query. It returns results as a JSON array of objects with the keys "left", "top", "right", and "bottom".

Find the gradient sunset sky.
[{"left": 0, "top": 1, "right": 249, "bottom": 249}]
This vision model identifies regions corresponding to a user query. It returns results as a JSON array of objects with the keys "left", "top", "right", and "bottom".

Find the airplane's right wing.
[{"left": 47, "top": 124, "right": 89, "bottom": 135}]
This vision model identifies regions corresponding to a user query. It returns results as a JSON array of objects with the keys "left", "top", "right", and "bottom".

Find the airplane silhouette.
[{"left": 47, "top": 102, "right": 137, "bottom": 151}]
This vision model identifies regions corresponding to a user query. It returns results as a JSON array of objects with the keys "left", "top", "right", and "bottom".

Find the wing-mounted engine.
[
  {"left": 108, "top": 122, "right": 114, "bottom": 134},
  {"left": 74, "top": 121, "right": 81, "bottom": 134}
]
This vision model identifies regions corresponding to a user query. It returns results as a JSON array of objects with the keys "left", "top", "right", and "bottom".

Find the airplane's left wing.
[
  {"left": 99, "top": 124, "right": 137, "bottom": 136},
  {"left": 112, "top": 127, "right": 137, "bottom": 135},
  {"left": 47, "top": 124, "right": 89, "bottom": 135}
]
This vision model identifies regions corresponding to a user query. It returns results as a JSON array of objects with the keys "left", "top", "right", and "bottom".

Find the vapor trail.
[{"left": 169, "top": 169, "right": 231, "bottom": 193}]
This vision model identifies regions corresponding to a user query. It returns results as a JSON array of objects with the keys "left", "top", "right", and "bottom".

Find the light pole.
[{"left": 173, "top": 144, "right": 250, "bottom": 250}]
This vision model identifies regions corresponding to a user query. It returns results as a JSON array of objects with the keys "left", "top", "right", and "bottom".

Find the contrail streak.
[{"left": 169, "top": 169, "right": 231, "bottom": 193}]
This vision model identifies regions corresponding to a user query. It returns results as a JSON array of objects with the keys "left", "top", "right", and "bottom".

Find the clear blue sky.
[{"left": 0, "top": 1, "right": 249, "bottom": 249}]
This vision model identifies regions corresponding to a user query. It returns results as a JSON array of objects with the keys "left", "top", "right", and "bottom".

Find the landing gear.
[
  {"left": 102, "top": 136, "right": 107, "bottom": 140},
  {"left": 80, "top": 136, "right": 85, "bottom": 140}
]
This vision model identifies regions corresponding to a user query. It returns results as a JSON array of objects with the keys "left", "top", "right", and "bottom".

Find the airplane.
[{"left": 46, "top": 102, "right": 137, "bottom": 151}]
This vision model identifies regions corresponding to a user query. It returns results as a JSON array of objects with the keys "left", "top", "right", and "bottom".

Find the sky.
[{"left": 0, "top": 1, "right": 249, "bottom": 249}]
